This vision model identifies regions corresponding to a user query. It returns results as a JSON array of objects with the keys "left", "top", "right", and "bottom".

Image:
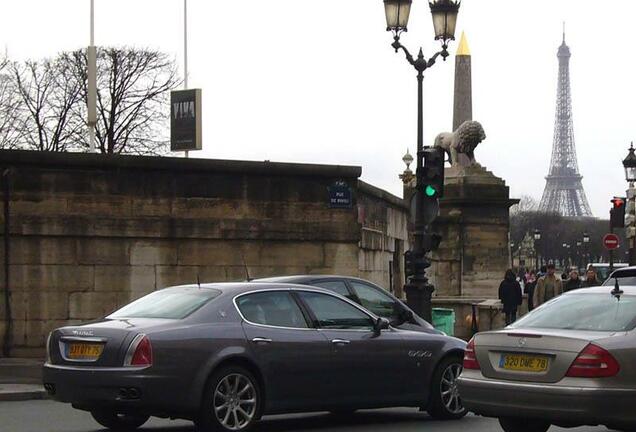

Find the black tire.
[
  {"left": 197, "top": 366, "right": 262, "bottom": 432},
  {"left": 90, "top": 410, "right": 149, "bottom": 431},
  {"left": 427, "top": 356, "right": 467, "bottom": 420},
  {"left": 498, "top": 417, "right": 550, "bottom": 432}
]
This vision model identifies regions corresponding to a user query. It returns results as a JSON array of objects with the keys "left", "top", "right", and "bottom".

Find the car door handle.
[
  {"left": 251, "top": 337, "right": 272, "bottom": 345},
  {"left": 331, "top": 339, "right": 350, "bottom": 345}
]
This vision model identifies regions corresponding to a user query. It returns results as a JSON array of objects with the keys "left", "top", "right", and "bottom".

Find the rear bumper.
[
  {"left": 458, "top": 372, "right": 636, "bottom": 427},
  {"left": 42, "top": 363, "right": 191, "bottom": 415}
]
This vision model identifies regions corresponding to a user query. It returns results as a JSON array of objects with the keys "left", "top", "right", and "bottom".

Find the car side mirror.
[
  {"left": 400, "top": 309, "right": 414, "bottom": 323},
  {"left": 374, "top": 317, "right": 391, "bottom": 335}
]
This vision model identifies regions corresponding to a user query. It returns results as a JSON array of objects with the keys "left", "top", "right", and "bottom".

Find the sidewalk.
[{"left": 0, "top": 358, "right": 47, "bottom": 402}]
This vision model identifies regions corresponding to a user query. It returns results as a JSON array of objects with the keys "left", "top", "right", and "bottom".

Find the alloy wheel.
[
  {"left": 213, "top": 373, "right": 257, "bottom": 431},
  {"left": 440, "top": 362, "right": 464, "bottom": 415}
]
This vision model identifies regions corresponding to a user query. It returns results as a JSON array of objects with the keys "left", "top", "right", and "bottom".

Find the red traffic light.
[{"left": 612, "top": 197, "right": 625, "bottom": 208}]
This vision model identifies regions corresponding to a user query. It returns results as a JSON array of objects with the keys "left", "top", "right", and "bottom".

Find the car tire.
[
  {"left": 197, "top": 366, "right": 262, "bottom": 432},
  {"left": 498, "top": 417, "right": 550, "bottom": 432},
  {"left": 427, "top": 355, "right": 467, "bottom": 420},
  {"left": 90, "top": 410, "right": 149, "bottom": 431}
]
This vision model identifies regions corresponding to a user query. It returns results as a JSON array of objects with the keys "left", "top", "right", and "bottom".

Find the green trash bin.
[{"left": 432, "top": 308, "right": 455, "bottom": 336}]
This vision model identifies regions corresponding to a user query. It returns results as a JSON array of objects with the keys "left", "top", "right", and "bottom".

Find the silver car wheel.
[
  {"left": 213, "top": 373, "right": 257, "bottom": 431},
  {"left": 440, "top": 363, "right": 464, "bottom": 415}
]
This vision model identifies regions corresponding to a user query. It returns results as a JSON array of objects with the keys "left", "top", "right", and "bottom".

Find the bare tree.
[
  {"left": 10, "top": 58, "right": 83, "bottom": 152},
  {"left": 510, "top": 194, "right": 539, "bottom": 215},
  {"left": 0, "top": 56, "right": 22, "bottom": 149},
  {"left": 65, "top": 47, "right": 180, "bottom": 155}
]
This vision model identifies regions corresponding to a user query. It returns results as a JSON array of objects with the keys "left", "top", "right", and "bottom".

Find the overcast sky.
[{"left": 1, "top": 0, "right": 634, "bottom": 218}]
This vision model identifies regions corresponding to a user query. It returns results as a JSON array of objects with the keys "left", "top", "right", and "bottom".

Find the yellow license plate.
[
  {"left": 67, "top": 343, "right": 103, "bottom": 360},
  {"left": 500, "top": 354, "right": 548, "bottom": 372}
]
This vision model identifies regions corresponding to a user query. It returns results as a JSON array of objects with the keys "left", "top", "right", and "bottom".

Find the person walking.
[
  {"left": 524, "top": 270, "right": 537, "bottom": 311},
  {"left": 582, "top": 268, "right": 601, "bottom": 288},
  {"left": 499, "top": 269, "right": 523, "bottom": 325},
  {"left": 535, "top": 263, "right": 563, "bottom": 307},
  {"left": 563, "top": 270, "right": 582, "bottom": 292}
]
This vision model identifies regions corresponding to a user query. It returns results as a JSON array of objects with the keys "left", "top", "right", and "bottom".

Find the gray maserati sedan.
[
  {"left": 457, "top": 273, "right": 636, "bottom": 432},
  {"left": 43, "top": 282, "right": 467, "bottom": 432}
]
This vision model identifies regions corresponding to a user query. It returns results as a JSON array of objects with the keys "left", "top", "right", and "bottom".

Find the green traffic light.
[{"left": 425, "top": 185, "right": 437, "bottom": 197}]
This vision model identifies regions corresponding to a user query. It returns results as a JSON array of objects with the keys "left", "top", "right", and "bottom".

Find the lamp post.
[
  {"left": 383, "top": 0, "right": 460, "bottom": 323},
  {"left": 583, "top": 232, "right": 590, "bottom": 268},
  {"left": 534, "top": 229, "right": 541, "bottom": 270},
  {"left": 576, "top": 240, "right": 582, "bottom": 271},
  {"left": 623, "top": 143, "right": 636, "bottom": 266},
  {"left": 509, "top": 242, "right": 515, "bottom": 269}
]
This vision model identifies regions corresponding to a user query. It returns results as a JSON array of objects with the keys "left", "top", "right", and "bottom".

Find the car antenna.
[
  {"left": 611, "top": 277, "right": 623, "bottom": 301},
  {"left": 197, "top": 273, "right": 201, "bottom": 290},
  {"left": 242, "top": 254, "right": 252, "bottom": 282}
]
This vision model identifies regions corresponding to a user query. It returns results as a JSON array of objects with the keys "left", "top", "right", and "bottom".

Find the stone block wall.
[
  {"left": 0, "top": 151, "right": 367, "bottom": 357},
  {"left": 357, "top": 182, "right": 410, "bottom": 298}
]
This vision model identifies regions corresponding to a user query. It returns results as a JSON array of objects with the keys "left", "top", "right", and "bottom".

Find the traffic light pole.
[{"left": 390, "top": 37, "right": 448, "bottom": 324}]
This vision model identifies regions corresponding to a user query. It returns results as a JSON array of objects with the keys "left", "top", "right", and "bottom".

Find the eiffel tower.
[{"left": 538, "top": 31, "right": 592, "bottom": 217}]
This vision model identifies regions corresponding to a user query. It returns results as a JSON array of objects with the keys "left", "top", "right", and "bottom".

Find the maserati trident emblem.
[{"left": 518, "top": 337, "right": 527, "bottom": 347}]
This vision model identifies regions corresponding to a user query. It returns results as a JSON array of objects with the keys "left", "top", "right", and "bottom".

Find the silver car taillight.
[{"left": 124, "top": 334, "right": 153, "bottom": 367}]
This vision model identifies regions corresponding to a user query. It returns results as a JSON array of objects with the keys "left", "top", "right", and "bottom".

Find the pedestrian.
[
  {"left": 563, "top": 270, "right": 582, "bottom": 292},
  {"left": 535, "top": 263, "right": 563, "bottom": 307},
  {"left": 524, "top": 270, "right": 537, "bottom": 311},
  {"left": 582, "top": 268, "right": 601, "bottom": 288},
  {"left": 499, "top": 269, "right": 523, "bottom": 325}
]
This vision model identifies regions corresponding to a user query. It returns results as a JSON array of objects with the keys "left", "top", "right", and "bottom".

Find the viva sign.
[{"left": 170, "top": 89, "right": 202, "bottom": 152}]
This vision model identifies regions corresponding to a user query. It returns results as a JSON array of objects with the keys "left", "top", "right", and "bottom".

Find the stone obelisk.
[
  {"left": 453, "top": 32, "right": 472, "bottom": 131},
  {"left": 430, "top": 31, "right": 519, "bottom": 338}
]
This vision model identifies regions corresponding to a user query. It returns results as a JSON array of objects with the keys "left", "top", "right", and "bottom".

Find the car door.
[
  {"left": 235, "top": 290, "right": 331, "bottom": 412},
  {"left": 295, "top": 290, "right": 411, "bottom": 407}
]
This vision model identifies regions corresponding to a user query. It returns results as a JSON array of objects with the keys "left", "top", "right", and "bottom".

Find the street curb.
[{"left": 0, "top": 389, "right": 48, "bottom": 402}]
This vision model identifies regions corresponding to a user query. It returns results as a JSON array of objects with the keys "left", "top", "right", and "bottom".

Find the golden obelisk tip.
[{"left": 456, "top": 32, "right": 470, "bottom": 56}]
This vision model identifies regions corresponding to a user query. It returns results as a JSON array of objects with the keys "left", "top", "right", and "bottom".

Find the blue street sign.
[{"left": 328, "top": 182, "right": 352, "bottom": 209}]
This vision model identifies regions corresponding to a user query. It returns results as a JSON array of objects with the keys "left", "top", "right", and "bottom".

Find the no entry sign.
[{"left": 603, "top": 234, "right": 620, "bottom": 250}]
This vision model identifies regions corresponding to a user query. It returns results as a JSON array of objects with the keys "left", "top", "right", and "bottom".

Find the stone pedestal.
[{"left": 430, "top": 165, "right": 519, "bottom": 299}]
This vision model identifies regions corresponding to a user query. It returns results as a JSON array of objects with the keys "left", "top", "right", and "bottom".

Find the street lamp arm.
[
  {"left": 391, "top": 37, "right": 448, "bottom": 73},
  {"left": 391, "top": 37, "right": 417, "bottom": 67}
]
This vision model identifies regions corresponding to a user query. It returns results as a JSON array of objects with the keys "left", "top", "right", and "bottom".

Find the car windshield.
[
  {"left": 109, "top": 288, "right": 221, "bottom": 319},
  {"left": 510, "top": 293, "right": 636, "bottom": 332}
]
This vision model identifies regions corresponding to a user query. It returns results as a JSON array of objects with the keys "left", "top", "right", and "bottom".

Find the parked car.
[
  {"left": 43, "top": 282, "right": 467, "bottom": 432},
  {"left": 457, "top": 275, "right": 636, "bottom": 432},
  {"left": 588, "top": 262, "right": 628, "bottom": 282},
  {"left": 253, "top": 275, "right": 440, "bottom": 334}
]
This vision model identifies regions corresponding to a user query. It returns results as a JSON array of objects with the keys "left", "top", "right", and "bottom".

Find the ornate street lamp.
[
  {"left": 384, "top": 0, "right": 412, "bottom": 33},
  {"left": 429, "top": 0, "right": 461, "bottom": 48},
  {"left": 583, "top": 232, "right": 590, "bottom": 268},
  {"left": 623, "top": 142, "right": 636, "bottom": 183},
  {"left": 533, "top": 229, "right": 541, "bottom": 270},
  {"left": 623, "top": 143, "right": 636, "bottom": 265},
  {"left": 383, "top": 0, "right": 460, "bottom": 323}
]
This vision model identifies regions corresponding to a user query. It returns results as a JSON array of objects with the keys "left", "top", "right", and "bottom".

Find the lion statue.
[{"left": 434, "top": 120, "right": 486, "bottom": 168}]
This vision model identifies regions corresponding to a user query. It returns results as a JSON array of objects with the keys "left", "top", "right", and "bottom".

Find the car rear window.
[
  {"left": 510, "top": 293, "right": 636, "bottom": 332},
  {"left": 109, "top": 288, "right": 221, "bottom": 319}
]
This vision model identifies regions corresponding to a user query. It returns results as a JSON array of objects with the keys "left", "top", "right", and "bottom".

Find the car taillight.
[
  {"left": 463, "top": 337, "right": 480, "bottom": 370},
  {"left": 566, "top": 343, "right": 619, "bottom": 378},
  {"left": 125, "top": 335, "right": 153, "bottom": 367}
]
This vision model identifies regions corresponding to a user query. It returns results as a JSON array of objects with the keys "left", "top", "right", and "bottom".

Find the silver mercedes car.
[{"left": 457, "top": 268, "right": 636, "bottom": 432}]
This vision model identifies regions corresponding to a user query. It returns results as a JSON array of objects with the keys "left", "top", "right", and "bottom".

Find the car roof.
[
  {"left": 163, "top": 282, "right": 336, "bottom": 296},
  {"left": 566, "top": 284, "right": 636, "bottom": 295},
  {"left": 253, "top": 275, "right": 377, "bottom": 285}
]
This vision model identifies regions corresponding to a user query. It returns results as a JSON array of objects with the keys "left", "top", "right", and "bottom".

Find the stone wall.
[
  {"left": 0, "top": 150, "right": 369, "bottom": 357},
  {"left": 357, "top": 181, "right": 410, "bottom": 298}
]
